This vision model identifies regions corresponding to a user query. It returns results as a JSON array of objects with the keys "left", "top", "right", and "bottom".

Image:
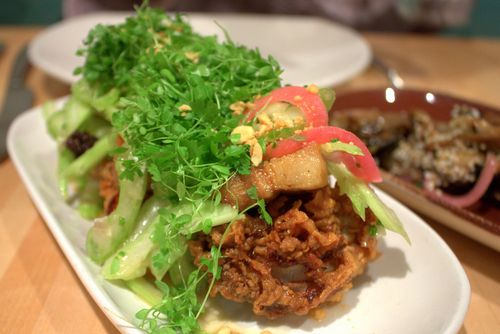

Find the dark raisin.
[{"left": 65, "top": 131, "right": 97, "bottom": 157}]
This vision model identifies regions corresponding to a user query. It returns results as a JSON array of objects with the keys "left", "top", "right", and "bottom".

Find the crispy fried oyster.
[{"left": 189, "top": 186, "right": 378, "bottom": 319}]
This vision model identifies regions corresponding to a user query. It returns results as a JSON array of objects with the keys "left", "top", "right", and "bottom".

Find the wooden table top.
[{"left": 0, "top": 26, "right": 499, "bottom": 334}]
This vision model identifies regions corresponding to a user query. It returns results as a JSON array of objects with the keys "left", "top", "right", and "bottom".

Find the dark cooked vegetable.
[{"left": 65, "top": 131, "right": 97, "bottom": 157}]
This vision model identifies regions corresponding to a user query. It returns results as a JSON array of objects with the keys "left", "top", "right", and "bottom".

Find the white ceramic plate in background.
[
  {"left": 28, "top": 12, "right": 372, "bottom": 87},
  {"left": 8, "top": 99, "right": 469, "bottom": 334}
]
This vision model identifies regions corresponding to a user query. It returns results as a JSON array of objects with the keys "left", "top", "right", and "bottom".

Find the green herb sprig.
[{"left": 76, "top": 4, "right": 282, "bottom": 333}]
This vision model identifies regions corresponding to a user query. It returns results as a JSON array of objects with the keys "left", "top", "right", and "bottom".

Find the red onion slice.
[{"left": 425, "top": 153, "right": 497, "bottom": 208}]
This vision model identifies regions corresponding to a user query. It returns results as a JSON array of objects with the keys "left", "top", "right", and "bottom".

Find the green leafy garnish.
[
  {"left": 246, "top": 186, "right": 273, "bottom": 225},
  {"left": 328, "top": 162, "right": 410, "bottom": 243},
  {"left": 72, "top": 5, "right": 282, "bottom": 331}
]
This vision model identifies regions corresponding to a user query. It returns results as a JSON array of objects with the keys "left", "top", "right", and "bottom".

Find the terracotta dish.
[{"left": 333, "top": 88, "right": 500, "bottom": 251}]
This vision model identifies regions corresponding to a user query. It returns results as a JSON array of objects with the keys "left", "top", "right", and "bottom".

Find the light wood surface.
[{"left": 0, "top": 26, "right": 499, "bottom": 334}]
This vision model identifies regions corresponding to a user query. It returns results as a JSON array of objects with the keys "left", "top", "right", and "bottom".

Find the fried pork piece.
[
  {"left": 222, "top": 144, "right": 329, "bottom": 210},
  {"left": 189, "top": 187, "right": 378, "bottom": 319}
]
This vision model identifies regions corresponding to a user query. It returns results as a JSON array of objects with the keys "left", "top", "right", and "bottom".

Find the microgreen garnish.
[
  {"left": 368, "top": 225, "right": 378, "bottom": 236},
  {"left": 247, "top": 186, "right": 273, "bottom": 225},
  {"left": 76, "top": 4, "right": 282, "bottom": 332}
]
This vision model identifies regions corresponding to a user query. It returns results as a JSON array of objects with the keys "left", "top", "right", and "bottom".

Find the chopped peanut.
[
  {"left": 306, "top": 84, "right": 320, "bottom": 94},
  {"left": 230, "top": 101, "right": 246, "bottom": 115},
  {"left": 293, "top": 116, "right": 305, "bottom": 127},
  {"left": 257, "top": 112, "right": 273, "bottom": 127},
  {"left": 184, "top": 51, "right": 200, "bottom": 63},
  {"left": 178, "top": 104, "right": 192, "bottom": 111},
  {"left": 231, "top": 126, "right": 255, "bottom": 144},
  {"left": 274, "top": 118, "right": 295, "bottom": 129},
  {"left": 245, "top": 102, "right": 255, "bottom": 110},
  {"left": 250, "top": 142, "right": 263, "bottom": 166}
]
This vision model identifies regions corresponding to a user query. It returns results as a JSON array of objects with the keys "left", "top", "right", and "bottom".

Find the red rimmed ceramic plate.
[{"left": 333, "top": 88, "right": 500, "bottom": 251}]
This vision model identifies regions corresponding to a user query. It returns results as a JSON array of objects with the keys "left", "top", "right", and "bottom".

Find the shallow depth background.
[{"left": 0, "top": 0, "right": 499, "bottom": 37}]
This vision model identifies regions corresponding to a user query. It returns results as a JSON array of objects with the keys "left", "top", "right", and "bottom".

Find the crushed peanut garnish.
[
  {"left": 184, "top": 51, "right": 200, "bottom": 63},
  {"left": 231, "top": 126, "right": 263, "bottom": 166},
  {"left": 273, "top": 118, "right": 295, "bottom": 129},
  {"left": 178, "top": 104, "right": 192, "bottom": 112},
  {"left": 230, "top": 101, "right": 255, "bottom": 115},
  {"left": 257, "top": 113, "right": 273, "bottom": 127},
  {"left": 229, "top": 101, "right": 246, "bottom": 115},
  {"left": 231, "top": 126, "right": 255, "bottom": 143},
  {"left": 306, "top": 84, "right": 320, "bottom": 94},
  {"left": 250, "top": 141, "right": 263, "bottom": 166}
]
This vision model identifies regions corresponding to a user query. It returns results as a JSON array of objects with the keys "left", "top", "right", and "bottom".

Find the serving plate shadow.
[
  {"left": 7, "top": 99, "right": 470, "bottom": 333},
  {"left": 333, "top": 88, "right": 500, "bottom": 252}
]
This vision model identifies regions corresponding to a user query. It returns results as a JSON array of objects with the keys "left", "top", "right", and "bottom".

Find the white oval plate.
[
  {"left": 7, "top": 99, "right": 469, "bottom": 334},
  {"left": 28, "top": 12, "right": 371, "bottom": 87}
]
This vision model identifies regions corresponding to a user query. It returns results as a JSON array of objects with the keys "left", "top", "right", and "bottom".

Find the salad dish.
[
  {"left": 8, "top": 6, "right": 470, "bottom": 334},
  {"left": 333, "top": 88, "right": 500, "bottom": 251}
]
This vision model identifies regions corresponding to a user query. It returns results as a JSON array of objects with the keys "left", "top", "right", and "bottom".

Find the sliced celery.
[
  {"left": 86, "top": 158, "right": 148, "bottom": 264},
  {"left": 328, "top": 162, "right": 410, "bottom": 243},
  {"left": 124, "top": 277, "right": 163, "bottom": 306},
  {"left": 319, "top": 87, "right": 336, "bottom": 111},
  {"left": 101, "top": 201, "right": 238, "bottom": 281},
  {"left": 46, "top": 97, "right": 92, "bottom": 141},
  {"left": 102, "top": 217, "right": 158, "bottom": 280},
  {"left": 57, "top": 147, "right": 75, "bottom": 199},
  {"left": 72, "top": 79, "right": 120, "bottom": 121},
  {"left": 62, "top": 132, "right": 116, "bottom": 179}
]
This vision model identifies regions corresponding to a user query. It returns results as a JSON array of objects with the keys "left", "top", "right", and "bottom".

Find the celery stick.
[
  {"left": 77, "top": 178, "right": 103, "bottom": 219},
  {"left": 102, "top": 201, "right": 238, "bottom": 281},
  {"left": 86, "top": 158, "right": 147, "bottom": 264},
  {"left": 78, "top": 203, "right": 102, "bottom": 220},
  {"left": 180, "top": 202, "right": 240, "bottom": 234},
  {"left": 72, "top": 79, "right": 120, "bottom": 121},
  {"left": 42, "top": 100, "right": 57, "bottom": 121},
  {"left": 80, "top": 115, "right": 111, "bottom": 139},
  {"left": 319, "top": 87, "right": 336, "bottom": 111},
  {"left": 148, "top": 236, "right": 187, "bottom": 281},
  {"left": 168, "top": 252, "right": 196, "bottom": 287},
  {"left": 101, "top": 217, "right": 158, "bottom": 280},
  {"left": 57, "top": 147, "right": 75, "bottom": 199},
  {"left": 101, "top": 214, "right": 185, "bottom": 281},
  {"left": 124, "top": 277, "right": 163, "bottom": 306},
  {"left": 328, "top": 162, "right": 410, "bottom": 243},
  {"left": 101, "top": 198, "right": 166, "bottom": 280},
  {"left": 47, "top": 96, "right": 92, "bottom": 141},
  {"left": 130, "top": 197, "right": 168, "bottom": 239},
  {"left": 62, "top": 132, "right": 116, "bottom": 179}
]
